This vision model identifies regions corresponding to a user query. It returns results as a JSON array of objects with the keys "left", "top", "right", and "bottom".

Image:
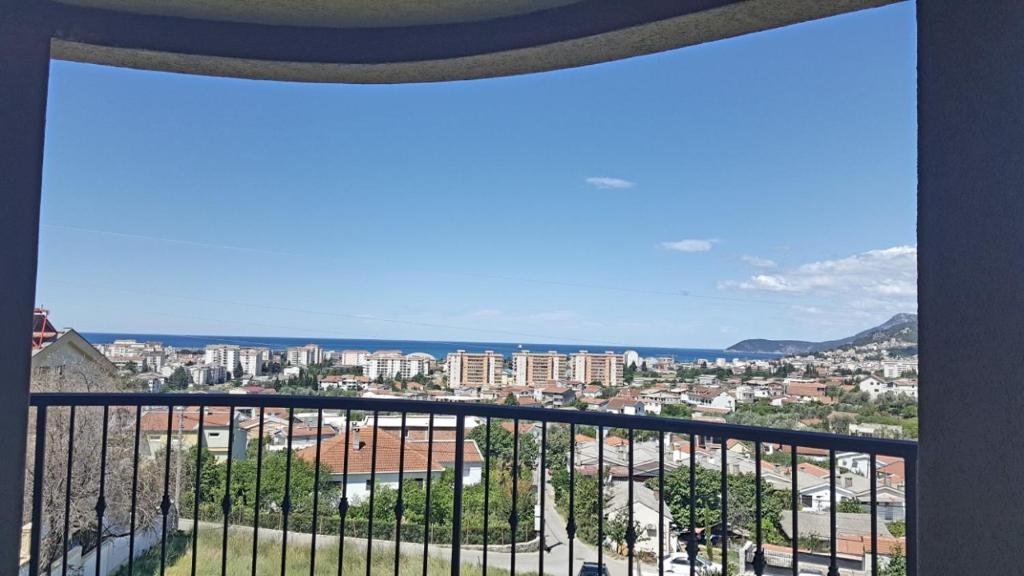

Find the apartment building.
[
  {"left": 571, "top": 350, "right": 625, "bottom": 387},
  {"left": 364, "top": 350, "right": 433, "bottom": 380},
  {"left": 338, "top": 349, "right": 370, "bottom": 367},
  {"left": 287, "top": 343, "right": 323, "bottom": 367},
  {"left": 239, "top": 347, "right": 267, "bottom": 376},
  {"left": 446, "top": 350, "right": 503, "bottom": 388},
  {"left": 96, "top": 338, "right": 166, "bottom": 371},
  {"left": 512, "top": 350, "right": 569, "bottom": 386},
  {"left": 204, "top": 344, "right": 239, "bottom": 373},
  {"left": 187, "top": 363, "right": 226, "bottom": 386}
]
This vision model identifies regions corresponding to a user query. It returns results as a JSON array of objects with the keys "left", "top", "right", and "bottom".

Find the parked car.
[
  {"left": 660, "top": 552, "right": 721, "bottom": 575},
  {"left": 578, "top": 562, "right": 611, "bottom": 576}
]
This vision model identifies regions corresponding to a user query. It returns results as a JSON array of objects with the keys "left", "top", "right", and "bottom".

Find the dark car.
[{"left": 578, "top": 562, "right": 611, "bottom": 576}]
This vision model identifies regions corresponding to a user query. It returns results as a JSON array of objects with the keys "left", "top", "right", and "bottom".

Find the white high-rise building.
[
  {"left": 623, "top": 350, "right": 640, "bottom": 370},
  {"left": 365, "top": 351, "right": 433, "bottom": 380},
  {"left": 204, "top": 345, "right": 240, "bottom": 374},
  {"left": 239, "top": 348, "right": 267, "bottom": 376},
  {"left": 512, "top": 350, "right": 568, "bottom": 386},
  {"left": 446, "top": 350, "right": 503, "bottom": 388},
  {"left": 188, "top": 363, "right": 227, "bottom": 387},
  {"left": 287, "top": 343, "right": 323, "bottom": 367}
]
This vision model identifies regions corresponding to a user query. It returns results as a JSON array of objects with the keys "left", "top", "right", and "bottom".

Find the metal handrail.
[
  {"left": 29, "top": 392, "right": 917, "bottom": 458},
  {"left": 25, "top": 392, "right": 917, "bottom": 576}
]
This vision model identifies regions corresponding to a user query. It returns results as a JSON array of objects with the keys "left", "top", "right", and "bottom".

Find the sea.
[{"left": 80, "top": 332, "right": 779, "bottom": 362}]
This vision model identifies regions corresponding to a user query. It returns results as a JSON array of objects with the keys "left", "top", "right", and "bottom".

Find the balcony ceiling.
[
  {"left": 54, "top": 0, "right": 584, "bottom": 28},
  {"left": 42, "top": 0, "right": 901, "bottom": 83}
]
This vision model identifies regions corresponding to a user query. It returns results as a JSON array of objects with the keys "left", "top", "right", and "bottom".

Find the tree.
[
  {"left": 606, "top": 512, "right": 645, "bottom": 554},
  {"left": 504, "top": 393, "right": 518, "bottom": 406},
  {"left": 124, "top": 360, "right": 138, "bottom": 374},
  {"left": 656, "top": 465, "right": 787, "bottom": 547},
  {"left": 167, "top": 366, "right": 190, "bottom": 389},
  {"left": 837, "top": 499, "right": 863, "bottom": 513},
  {"left": 29, "top": 360, "right": 164, "bottom": 569},
  {"left": 661, "top": 403, "right": 692, "bottom": 419},
  {"left": 468, "top": 420, "right": 538, "bottom": 473},
  {"left": 882, "top": 545, "right": 907, "bottom": 576},
  {"left": 234, "top": 360, "right": 244, "bottom": 380}
]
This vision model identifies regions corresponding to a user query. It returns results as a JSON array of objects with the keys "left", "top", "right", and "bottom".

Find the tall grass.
[{"left": 116, "top": 528, "right": 531, "bottom": 576}]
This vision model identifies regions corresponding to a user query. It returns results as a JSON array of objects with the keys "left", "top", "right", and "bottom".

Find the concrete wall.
[
  {"left": 918, "top": 1, "right": 1024, "bottom": 574},
  {"left": 0, "top": 6, "right": 50, "bottom": 574}
]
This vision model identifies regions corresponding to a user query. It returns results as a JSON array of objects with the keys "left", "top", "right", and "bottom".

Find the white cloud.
[
  {"left": 660, "top": 239, "right": 716, "bottom": 253},
  {"left": 719, "top": 246, "right": 917, "bottom": 311},
  {"left": 741, "top": 255, "right": 777, "bottom": 268},
  {"left": 585, "top": 176, "right": 635, "bottom": 190}
]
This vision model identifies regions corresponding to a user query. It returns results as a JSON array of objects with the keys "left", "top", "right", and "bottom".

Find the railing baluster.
[
  {"left": 221, "top": 407, "right": 236, "bottom": 576},
  {"left": 627, "top": 428, "right": 636, "bottom": 575},
  {"left": 338, "top": 409, "right": 352, "bottom": 576},
  {"left": 538, "top": 422, "right": 546, "bottom": 576},
  {"left": 190, "top": 408, "right": 205, "bottom": 576},
  {"left": 510, "top": 419, "right": 519, "bottom": 575},
  {"left": 394, "top": 412, "right": 407, "bottom": 576},
  {"left": 483, "top": 417, "right": 491, "bottom": 576},
  {"left": 422, "top": 413, "right": 435, "bottom": 576},
  {"left": 828, "top": 449, "right": 838, "bottom": 576},
  {"left": 20, "top": 392, "right": 919, "bottom": 576},
  {"left": 128, "top": 405, "right": 142, "bottom": 576},
  {"left": 597, "top": 425, "right": 603, "bottom": 573},
  {"left": 791, "top": 445, "right": 798, "bottom": 576},
  {"left": 567, "top": 423, "right": 575, "bottom": 576},
  {"left": 365, "top": 411, "right": 379, "bottom": 576},
  {"left": 310, "top": 408, "right": 324, "bottom": 576},
  {"left": 658, "top": 431, "right": 665, "bottom": 576},
  {"left": 281, "top": 409, "right": 296, "bottom": 576},
  {"left": 28, "top": 405, "right": 47, "bottom": 576},
  {"left": 870, "top": 453, "right": 878, "bottom": 576},
  {"left": 159, "top": 406, "right": 173, "bottom": 576},
  {"left": 721, "top": 439, "right": 729, "bottom": 576},
  {"left": 754, "top": 441, "right": 765, "bottom": 576},
  {"left": 250, "top": 407, "right": 265, "bottom": 576},
  {"left": 450, "top": 414, "right": 466, "bottom": 576},
  {"left": 95, "top": 405, "right": 110, "bottom": 576},
  {"left": 687, "top": 433, "right": 696, "bottom": 576}
]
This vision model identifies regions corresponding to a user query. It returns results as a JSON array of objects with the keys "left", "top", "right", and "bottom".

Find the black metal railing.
[{"left": 24, "top": 393, "right": 917, "bottom": 576}]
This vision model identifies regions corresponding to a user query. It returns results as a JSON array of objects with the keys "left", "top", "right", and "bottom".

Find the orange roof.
[
  {"left": 290, "top": 425, "right": 337, "bottom": 438},
  {"left": 878, "top": 460, "right": 906, "bottom": 485},
  {"left": 298, "top": 428, "right": 482, "bottom": 475},
  {"left": 141, "top": 407, "right": 233, "bottom": 432},
  {"left": 796, "top": 462, "right": 830, "bottom": 478}
]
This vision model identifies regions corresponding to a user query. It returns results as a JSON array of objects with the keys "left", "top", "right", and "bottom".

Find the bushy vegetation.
[{"left": 179, "top": 420, "right": 537, "bottom": 547}]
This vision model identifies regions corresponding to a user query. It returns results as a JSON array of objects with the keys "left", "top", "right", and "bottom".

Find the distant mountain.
[{"left": 726, "top": 313, "right": 918, "bottom": 355}]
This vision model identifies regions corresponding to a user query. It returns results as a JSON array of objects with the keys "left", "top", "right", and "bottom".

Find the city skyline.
[{"left": 35, "top": 2, "right": 916, "bottom": 348}]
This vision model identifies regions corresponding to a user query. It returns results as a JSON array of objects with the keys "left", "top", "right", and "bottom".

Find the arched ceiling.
[
  {"left": 35, "top": 0, "right": 901, "bottom": 83},
  {"left": 54, "top": 0, "right": 584, "bottom": 28}
]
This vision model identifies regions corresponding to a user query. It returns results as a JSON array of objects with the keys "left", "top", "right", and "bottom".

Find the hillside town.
[{"left": 26, "top": 308, "right": 916, "bottom": 576}]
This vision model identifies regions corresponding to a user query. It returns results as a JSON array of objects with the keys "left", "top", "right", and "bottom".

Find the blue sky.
[{"left": 36, "top": 3, "right": 917, "bottom": 349}]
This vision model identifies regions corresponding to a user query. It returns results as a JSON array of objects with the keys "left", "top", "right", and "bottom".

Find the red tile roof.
[{"left": 298, "top": 428, "right": 483, "bottom": 476}]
